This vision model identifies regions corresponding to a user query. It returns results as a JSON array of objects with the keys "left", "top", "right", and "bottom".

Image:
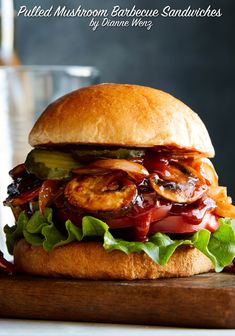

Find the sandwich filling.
[{"left": 4, "top": 146, "right": 235, "bottom": 271}]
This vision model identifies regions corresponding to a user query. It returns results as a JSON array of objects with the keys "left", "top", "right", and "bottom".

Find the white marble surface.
[{"left": 0, "top": 320, "right": 234, "bottom": 336}]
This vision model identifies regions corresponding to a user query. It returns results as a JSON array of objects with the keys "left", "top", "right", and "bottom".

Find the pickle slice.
[
  {"left": 25, "top": 149, "right": 81, "bottom": 180},
  {"left": 72, "top": 147, "right": 145, "bottom": 161}
]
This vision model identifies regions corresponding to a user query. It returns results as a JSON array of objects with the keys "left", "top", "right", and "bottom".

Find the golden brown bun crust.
[
  {"left": 14, "top": 240, "right": 213, "bottom": 280},
  {"left": 29, "top": 84, "right": 214, "bottom": 157}
]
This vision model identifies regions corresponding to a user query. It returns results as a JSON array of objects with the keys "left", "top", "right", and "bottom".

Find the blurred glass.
[
  {"left": 0, "top": 65, "right": 99, "bottom": 258},
  {"left": 0, "top": 0, "right": 20, "bottom": 65}
]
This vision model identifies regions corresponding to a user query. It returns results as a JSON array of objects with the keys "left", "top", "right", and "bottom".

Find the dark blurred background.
[{"left": 15, "top": 0, "right": 235, "bottom": 198}]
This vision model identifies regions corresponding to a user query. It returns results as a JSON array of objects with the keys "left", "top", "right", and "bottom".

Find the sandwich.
[{"left": 3, "top": 83, "right": 235, "bottom": 279}]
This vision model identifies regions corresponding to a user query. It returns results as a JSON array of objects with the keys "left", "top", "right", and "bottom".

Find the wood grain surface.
[{"left": 0, "top": 272, "right": 234, "bottom": 328}]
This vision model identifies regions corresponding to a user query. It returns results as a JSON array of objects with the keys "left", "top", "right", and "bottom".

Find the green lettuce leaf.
[
  {"left": 4, "top": 211, "right": 28, "bottom": 255},
  {"left": 4, "top": 209, "right": 235, "bottom": 272}
]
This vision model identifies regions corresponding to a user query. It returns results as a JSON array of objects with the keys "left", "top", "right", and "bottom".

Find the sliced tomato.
[
  {"left": 169, "top": 197, "right": 216, "bottom": 224},
  {"left": 106, "top": 202, "right": 171, "bottom": 241},
  {"left": 149, "top": 213, "right": 219, "bottom": 235},
  {"left": 106, "top": 204, "right": 171, "bottom": 229}
]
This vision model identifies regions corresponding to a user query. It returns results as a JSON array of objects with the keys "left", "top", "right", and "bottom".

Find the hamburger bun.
[
  {"left": 14, "top": 239, "right": 213, "bottom": 280},
  {"left": 29, "top": 84, "right": 214, "bottom": 157}
]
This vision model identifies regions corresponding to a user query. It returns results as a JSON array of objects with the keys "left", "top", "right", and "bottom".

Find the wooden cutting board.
[{"left": 0, "top": 272, "right": 234, "bottom": 328}]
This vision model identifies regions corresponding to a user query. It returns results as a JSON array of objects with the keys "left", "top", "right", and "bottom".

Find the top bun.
[{"left": 29, "top": 84, "right": 214, "bottom": 157}]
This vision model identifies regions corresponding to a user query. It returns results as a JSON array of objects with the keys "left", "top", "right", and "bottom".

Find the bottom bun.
[{"left": 14, "top": 239, "right": 214, "bottom": 280}]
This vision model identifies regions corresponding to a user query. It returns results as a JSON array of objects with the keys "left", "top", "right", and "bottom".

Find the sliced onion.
[
  {"left": 39, "top": 180, "right": 62, "bottom": 214},
  {"left": 91, "top": 159, "right": 149, "bottom": 181},
  {"left": 190, "top": 158, "right": 218, "bottom": 186},
  {"left": 207, "top": 186, "right": 235, "bottom": 219},
  {"left": 72, "top": 167, "right": 112, "bottom": 175}
]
